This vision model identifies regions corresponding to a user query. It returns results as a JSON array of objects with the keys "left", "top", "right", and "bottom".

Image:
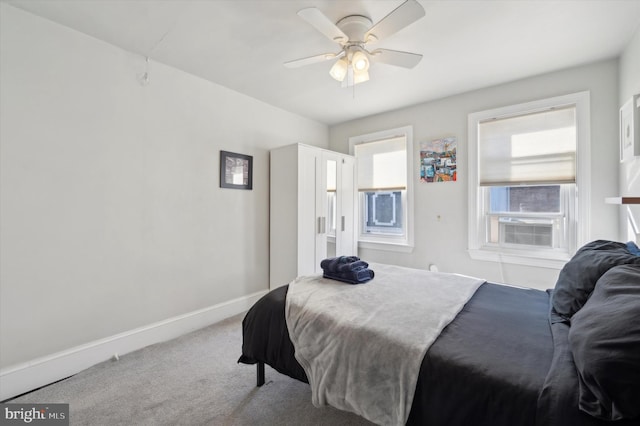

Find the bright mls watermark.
[{"left": 1, "top": 404, "right": 68, "bottom": 425}]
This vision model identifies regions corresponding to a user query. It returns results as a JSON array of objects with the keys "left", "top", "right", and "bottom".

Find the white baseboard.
[{"left": 0, "top": 290, "right": 267, "bottom": 401}]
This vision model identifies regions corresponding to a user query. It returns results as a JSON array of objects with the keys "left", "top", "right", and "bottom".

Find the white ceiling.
[{"left": 4, "top": 0, "right": 640, "bottom": 125}]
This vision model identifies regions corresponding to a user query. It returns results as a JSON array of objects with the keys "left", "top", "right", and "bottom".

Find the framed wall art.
[
  {"left": 419, "top": 137, "right": 457, "bottom": 183},
  {"left": 220, "top": 150, "right": 253, "bottom": 190},
  {"left": 620, "top": 94, "right": 639, "bottom": 162}
]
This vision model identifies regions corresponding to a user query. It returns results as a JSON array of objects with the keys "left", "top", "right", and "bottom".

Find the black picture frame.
[{"left": 220, "top": 150, "right": 253, "bottom": 190}]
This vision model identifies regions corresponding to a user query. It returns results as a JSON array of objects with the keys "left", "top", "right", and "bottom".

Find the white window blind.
[
  {"left": 478, "top": 106, "right": 576, "bottom": 186},
  {"left": 354, "top": 136, "right": 407, "bottom": 191}
]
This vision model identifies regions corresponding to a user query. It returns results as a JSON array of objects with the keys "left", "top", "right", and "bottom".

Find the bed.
[{"left": 238, "top": 241, "right": 640, "bottom": 426}]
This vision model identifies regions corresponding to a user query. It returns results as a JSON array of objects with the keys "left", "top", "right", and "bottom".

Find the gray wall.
[
  {"left": 329, "top": 59, "right": 621, "bottom": 289},
  {"left": 0, "top": 4, "right": 328, "bottom": 368},
  {"left": 618, "top": 26, "right": 640, "bottom": 239}
]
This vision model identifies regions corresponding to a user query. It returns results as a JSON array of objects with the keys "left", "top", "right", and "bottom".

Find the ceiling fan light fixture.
[
  {"left": 329, "top": 57, "right": 349, "bottom": 82},
  {"left": 354, "top": 69, "right": 369, "bottom": 84},
  {"left": 290, "top": 1, "right": 426, "bottom": 87},
  {"left": 351, "top": 50, "right": 369, "bottom": 72}
]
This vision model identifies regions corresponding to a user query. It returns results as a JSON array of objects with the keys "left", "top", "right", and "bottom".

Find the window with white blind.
[
  {"left": 350, "top": 126, "right": 414, "bottom": 251},
  {"left": 468, "top": 92, "right": 591, "bottom": 268}
]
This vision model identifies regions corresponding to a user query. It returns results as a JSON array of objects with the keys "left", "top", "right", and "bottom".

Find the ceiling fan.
[{"left": 284, "top": 0, "right": 425, "bottom": 87}]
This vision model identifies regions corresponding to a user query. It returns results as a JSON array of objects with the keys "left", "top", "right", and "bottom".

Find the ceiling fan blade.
[
  {"left": 365, "top": 0, "right": 425, "bottom": 43},
  {"left": 297, "top": 8, "right": 348, "bottom": 44},
  {"left": 284, "top": 51, "right": 343, "bottom": 68},
  {"left": 369, "top": 48, "right": 423, "bottom": 68}
]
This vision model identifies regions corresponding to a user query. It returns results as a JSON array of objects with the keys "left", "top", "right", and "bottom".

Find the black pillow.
[
  {"left": 568, "top": 264, "right": 640, "bottom": 421},
  {"left": 551, "top": 240, "right": 640, "bottom": 322}
]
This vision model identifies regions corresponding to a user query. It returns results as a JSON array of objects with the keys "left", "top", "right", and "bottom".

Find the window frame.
[
  {"left": 349, "top": 126, "right": 414, "bottom": 252},
  {"left": 468, "top": 92, "right": 591, "bottom": 268}
]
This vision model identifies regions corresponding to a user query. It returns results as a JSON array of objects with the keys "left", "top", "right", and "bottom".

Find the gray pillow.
[
  {"left": 551, "top": 240, "right": 640, "bottom": 322},
  {"left": 568, "top": 265, "right": 640, "bottom": 421}
]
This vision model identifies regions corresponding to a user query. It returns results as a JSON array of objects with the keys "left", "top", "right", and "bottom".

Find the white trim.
[
  {"left": 575, "top": 91, "right": 591, "bottom": 248},
  {"left": 358, "top": 240, "right": 414, "bottom": 253},
  {"left": 467, "top": 91, "right": 591, "bottom": 267},
  {"left": 0, "top": 290, "right": 267, "bottom": 401}
]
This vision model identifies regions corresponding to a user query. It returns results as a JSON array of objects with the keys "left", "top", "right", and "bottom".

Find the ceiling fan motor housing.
[{"left": 336, "top": 15, "right": 373, "bottom": 45}]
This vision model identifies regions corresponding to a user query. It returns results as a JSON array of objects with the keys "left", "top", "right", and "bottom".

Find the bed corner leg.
[{"left": 257, "top": 361, "right": 265, "bottom": 387}]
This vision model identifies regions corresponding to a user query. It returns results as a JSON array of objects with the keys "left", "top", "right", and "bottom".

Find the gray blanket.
[{"left": 285, "top": 263, "right": 485, "bottom": 425}]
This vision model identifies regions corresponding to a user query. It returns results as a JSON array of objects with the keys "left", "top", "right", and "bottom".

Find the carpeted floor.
[{"left": 8, "top": 313, "right": 373, "bottom": 425}]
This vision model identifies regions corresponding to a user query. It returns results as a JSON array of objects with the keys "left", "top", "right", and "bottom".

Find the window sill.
[
  {"left": 467, "top": 248, "right": 569, "bottom": 269},
  {"left": 359, "top": 240, "right": 414, "bottom": 253}
]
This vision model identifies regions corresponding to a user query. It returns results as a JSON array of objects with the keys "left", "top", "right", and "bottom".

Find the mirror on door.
[{"left": 326, "top": 159, "right": 337, "bottom": 257}]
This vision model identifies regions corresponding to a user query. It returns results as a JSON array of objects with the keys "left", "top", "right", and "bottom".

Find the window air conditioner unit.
[{"left": 499, "top": 218, "right": 554, "bottom": 248}]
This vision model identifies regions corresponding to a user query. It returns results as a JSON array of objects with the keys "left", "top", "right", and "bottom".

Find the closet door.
[
  {"left": 321, "top": 152, "right": 357, "bottom": 262},
  {"left": 318, "top": 152, "right": 337, "bottom": 266},
  {"left": 338, "top": 155, "right": 357, "bottom": 257},
  {"left": 270, "top": 144, "right": 320, "bottom": 289},
  {"left": 298, "top": 145, "right": 319, "bottom": 277}
]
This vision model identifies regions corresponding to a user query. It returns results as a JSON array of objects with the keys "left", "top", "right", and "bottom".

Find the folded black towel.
[
  {"left": 320, "top": 256, "right": 367, "bottom": 273},
  {"left": 323, "top": 268, "right": 375, "bottom": 285},
  {"left": 336, "top": 260, "right": 369, "bottom": 273},
  {"left": 320, "top": 256, "right": 374, "bottom": 284}
]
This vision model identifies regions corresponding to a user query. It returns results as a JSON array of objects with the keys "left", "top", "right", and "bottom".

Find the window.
[
  {"left": 468, "top": 92, "right": 590, "bottom": 268},
  {"left": 350, "top": 126, "right": 414, "bottom": 251},
  {"left": 363, "top": 191, "right": 403, "bottom": 235}
]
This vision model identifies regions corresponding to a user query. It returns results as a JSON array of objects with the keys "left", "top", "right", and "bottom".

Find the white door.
[{"left": 338, "top": 155, "right": 357, "bottom": 257}]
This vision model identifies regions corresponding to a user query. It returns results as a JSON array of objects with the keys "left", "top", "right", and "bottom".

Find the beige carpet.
[{"left": 8, "top": 313, "right": 373, "bottom": 425}]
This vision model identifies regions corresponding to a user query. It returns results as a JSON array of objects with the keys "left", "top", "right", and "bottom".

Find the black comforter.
[{"left": 238, "top": 282, "right": 639, "bottom": 426}]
